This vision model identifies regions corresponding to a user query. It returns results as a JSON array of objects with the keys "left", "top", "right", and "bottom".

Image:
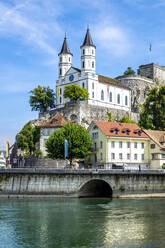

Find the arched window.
[
  {"left": 82, "top": 82, "right": 85, "bottom": 88},
  {"left": 109, "top": 92, "right": 112, "bottom": 102},
  {"left": 83, "top": 49, "right": 85, "bottom": 55},
  {"left": 82, "top": 61, "right": 85, "bottom": 68},
  {"left": 125, "top": 95, "right": 128, "bottom": 105},
  {"left": 60, "top": 57, "right": 62, "bottom": 62},
  {"left": 101, "top": 90, "right": 104, "bottom": 101},
  {"left": 117, "top": 94, "right": 120, "bottom": 104},
  {"left": 92, "top": 61, "right": 94, "bottom": 68},
  {"left": 69, "top": 57, "right": 70, "bottom": 62},
  {"left": 92, "top": 49, "right": 94, "bottom": 55},
  {"left": 92, "top": 82, "right": 94, "bottom": 89},
  {"left": 60, "top": 68, "right": 62, "bottom": 75}
]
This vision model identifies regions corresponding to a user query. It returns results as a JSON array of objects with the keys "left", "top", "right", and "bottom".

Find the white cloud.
[{"left": 94, "top": 22, "right": 131, "bottom": 57}]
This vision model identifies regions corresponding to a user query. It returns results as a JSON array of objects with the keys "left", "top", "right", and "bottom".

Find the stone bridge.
[{"left": 0, "top": 169, "right": 165, "bottom": 197}]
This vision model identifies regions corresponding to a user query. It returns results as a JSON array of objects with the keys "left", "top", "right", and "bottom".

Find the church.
[{"left": 56, "top": 28, "right": 131, "bottom": 112}]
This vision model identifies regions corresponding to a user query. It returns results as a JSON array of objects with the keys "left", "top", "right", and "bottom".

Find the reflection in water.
[{"left": 0, "top": 198, "right": 165, "bottom": 248}]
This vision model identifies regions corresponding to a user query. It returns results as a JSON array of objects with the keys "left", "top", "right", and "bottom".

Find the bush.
[{"left": 162, "top": 164, "right": 165, "bottom": 169}]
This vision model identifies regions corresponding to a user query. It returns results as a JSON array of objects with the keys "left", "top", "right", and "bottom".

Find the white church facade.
[{"left": 56, "top": 28, "right": 131, "bottom": 112}]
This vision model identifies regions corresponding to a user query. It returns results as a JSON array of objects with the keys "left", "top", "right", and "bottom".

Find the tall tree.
[
  {"left": 46, "top": 123, "right": 93, "bottom": 165},
  {"left": 139, "top": 86, "right": 165, "bottom": 130},
  {"left": 63, "top": 85, "right": 89, "bottom": 102},
  {"left": 17, "top": 122, "right": 40, "bottom": 156},
  {"left": 29, "top": 85, "right": 55, "bottom": 113},
  {"left": 124, "top": 67, "right": 135, "bottom": 76}
]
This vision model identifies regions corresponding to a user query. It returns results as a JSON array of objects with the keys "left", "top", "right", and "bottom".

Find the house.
[
  {"left": 144, "top": 130, "right": 165, "bottom": 169},
  {"left": 56, "top": 28, "right": 131, "bottom": 112},
  {"left": 88, "top": 121, "right": 150, "bottom": 169},
  {"left": 39, "top": 113, "right": 68, "bottom": 156}
]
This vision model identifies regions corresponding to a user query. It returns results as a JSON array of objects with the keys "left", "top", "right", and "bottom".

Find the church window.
[
  {"left": 92, "top": 82, "right": 94, "bottom": 89},
  {"left": 83, "top": 49, "right": 85, "bottom": 55},
  {"left": 92, "top": 92, "right": 94, "bottom": 98},
  {"left": 60, "top": 57, "right": 62, "bottom": 62},
  {"left": 109, "top": 92, "right": 112, "bottom": 102},
  {"left": 82, "top": 61, "right": 85, "bottom": 68},
  {"left": 82, "top": 82, "right": 85, "bottom": 88},
  {"left": 101, "top": 90, "right": 104, "bottom": 101},
  {"left": 69, "top": 57, "right": 70, "bottom": 62},
  {"left": 60, "top": 68, "right": 62, "bottom": 75},
  {"left": 92, "top": 49, "right": 94, "bottom": 55},
  {"left": 60, "top": 96, "right": 62, "bottom": 103},
  {"left": 117, "top": 94, "right": 120, "bottom": 104},
  {"left": 92, "top": 61, "right": 94, "bottom": 68},
  {"left": 125, "top": 96, "right": 128, "bottom": 105}
]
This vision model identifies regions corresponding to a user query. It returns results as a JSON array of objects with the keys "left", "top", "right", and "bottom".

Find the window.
[
  {"left": 69, "top": 57, "right": 70, "bottom": 62},
  {"left": 127, "top": 153, "right": 130, "bottom": 160},
  {"left": 151, "top": 144, "right": 155, "bottom": 149},
  {"left": 134, "top": 142, "right": 137, "bottom": 148},
  {"left": 60, "top": 57, "right": 62, "bottom": 62},
  {"left": 94, "top": 142, "right": 97, "bottom": 151},
  {"left": 60, "top": 68, "right": 62, "bottom": 75},
  {"left": 111, "top": 141, "right": 115, "bottom": 148},
  {"left": 60, "top": 96, "right": 62, "bottom": 103},
  {"left": 141, "top": 143, "right": 144, "bottom": 149},
  {"left": 142, "top": 154, "right": 145, "bottom": 160},
  {"left": 125, "top": 96, "right": 128, "bottom": 105},
  {"left": 134, "top": 154, "right": 137, "bottom": 160},
  {"left": 152, "top": 154, "right": 155, "bottom": 160},
  {"left": 114, "top": 129, "right": 119, "bottom": 134},
  {"left": 100, "top": 153, "right": 103, "bottom": 160},
  {"left": 119, "top": 153, "right": 123, "bottom": 160},
  {"left": 82, "top": 61, "right": 85, "bottom": 68},
  {"left": 117, "top": 94, "right": 120, "bottom": 104},
  {"left": 83, "top": 49, "right": 85, "bottom": 55},
  {"left": 100, "top": 141, "right": 103, "bottom": 149},
  {"left": 92, "top": 82, "right": 94, "bottom": 89},
  {"left": 82, "top": 82, "right": 85, "bottom": 88},
  {"left": 92, "top": 132, "right": 98, "bottom": 140},
  {"left": 60, "top": 88, "right": 62, "bottom": 95},
  {"left": 119, "top": 141, "right": 123, "bottom": 148},
  {"left": 94, "top": 154, "right": 97, "bottom": 162},
  {"left": 127, "top": 142, "right": 130, "bottom": 148},
  {"left": 92, "top": 61, "right": 94, "bottom": 68},
  {"left": 92, "top": 92, "right": 94, "bottom": 98},
  {"left": 92, "top": 49, "right": 94, "bottom": 55},
  {"left": 101, "top": 90, "right": 104, "bottom": 101},
  {"left": 109, "top": 92, "right": 112, "bottom": 102},
  {"left": 111, "top": 153, "right": 115, "bottom": 159}
]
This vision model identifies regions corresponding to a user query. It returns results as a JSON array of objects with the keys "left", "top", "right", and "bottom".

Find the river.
[{"left": 0, "top": 198, "right": 165, "bottom": 248}]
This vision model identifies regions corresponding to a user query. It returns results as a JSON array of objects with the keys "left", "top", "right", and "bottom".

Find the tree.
[
  {"left": 119, "top": 115, "right": 136, "bottom": 124},
  {"left": 46, "top": 123, "right": 93, "bottom": 165},
  {"left": 29, "top": 85, "right": 55, "bottom": 113},
  {"left": 139, "top": 86, "right": 165, "bottom": 130},
  {"left": 107, "top": 112, "right": 112, "bottom": 122},
  {"left": 124, "top": 67, "right": 135, "bottom": 76},
  {"left": 17, "top": 122, "right": 40, "bottom": 156},
  {"left": 63, "top": 85, "right": 89, "bottom": 102}
]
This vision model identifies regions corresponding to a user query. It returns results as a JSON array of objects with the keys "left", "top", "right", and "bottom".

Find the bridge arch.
[{"left": 78, "top": 179, "right": 113, "bottom": 198}]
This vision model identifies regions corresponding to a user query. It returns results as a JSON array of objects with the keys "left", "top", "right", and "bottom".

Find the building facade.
[
  {"left": 56, "top": 28, "right": 131, "bottom": 113},
  {"left": 88, "top": 121, "right": 150, "bottom": 169}
]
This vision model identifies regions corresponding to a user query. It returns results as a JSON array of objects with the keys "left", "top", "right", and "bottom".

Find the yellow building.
[
  {"left": 144, "top": 130, "right": 165, "bottom": 169},
  {"left": 88, "top": 121, "right": 150, "bottom": 169}
]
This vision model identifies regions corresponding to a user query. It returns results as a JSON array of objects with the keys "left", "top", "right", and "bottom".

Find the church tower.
[
  {"left": 58, "top": 35, "right": 73, "bottom": 78},
  {"left": 80, "top": 27, "right": 96, "bottom": 73}
]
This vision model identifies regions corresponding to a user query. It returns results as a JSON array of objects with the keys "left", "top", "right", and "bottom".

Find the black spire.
[
  {"left": 58, "top": 35, "right": 73, "bottom": 56},
  {"left": 81, "top": 27, "right": 96, "bottom": 48}
]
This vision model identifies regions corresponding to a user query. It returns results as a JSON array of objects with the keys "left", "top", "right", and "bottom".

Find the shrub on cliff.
[{"left": 46, "top": 123, "right": 93, "bottom": 165}]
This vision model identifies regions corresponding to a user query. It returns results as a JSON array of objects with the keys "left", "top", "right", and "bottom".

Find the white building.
[{"left": 56, "top": 28, "right": 131, "bottom": 112}]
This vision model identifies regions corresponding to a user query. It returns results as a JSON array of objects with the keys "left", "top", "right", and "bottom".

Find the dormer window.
[
  {"left": 110, "top": 128, "right": 119, "bottom": 134},
  {"left": 134, "top": 129, "right": 142, "bottom": 136},
  {"left": 122, "top": 128, "right": 130, "bottom": 135}
]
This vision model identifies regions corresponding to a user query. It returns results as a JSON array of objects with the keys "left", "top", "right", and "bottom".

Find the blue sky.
[{"left": 1, "top": 0, "right": 165, "bottom": 149}]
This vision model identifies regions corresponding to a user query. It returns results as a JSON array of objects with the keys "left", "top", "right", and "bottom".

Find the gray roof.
[
  {"left": 81, "top": 28, "right": 96, "bottom": 48},
  {"left": 58, "top": 37, "right": 73, "bottom": 56}
]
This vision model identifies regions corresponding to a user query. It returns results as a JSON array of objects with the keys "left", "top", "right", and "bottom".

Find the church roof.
[
  {"left": 58, "top": 37, "right": 73, "bottom": 56},
  {"left": 98, "top": 75, "right": 130, "bottom": 90},
  {"left": 81, "top": 28, "right": 96, "bottom": 48},
  {"left": 39, "top": 113, "right": 68, "bottom": 128}
]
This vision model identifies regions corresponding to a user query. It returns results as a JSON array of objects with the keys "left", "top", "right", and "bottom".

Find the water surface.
[{"left": 0, "top": 198, "right": 165, "bottom": 248}]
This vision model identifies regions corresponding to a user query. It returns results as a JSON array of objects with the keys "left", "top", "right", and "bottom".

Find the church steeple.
[
  {"left": 80, "top": 27, "right": 96, "bottom": 73},
  {"left": 81, "top": 27, "right": 96, "bottom": 48},
  {"left": 58, "top": 35, "right": 73, "bottom": 78},
  {"left": 58, "top": 35, "right": 73, "bottom": 56}
]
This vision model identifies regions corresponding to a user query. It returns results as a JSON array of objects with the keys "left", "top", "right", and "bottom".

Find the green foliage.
[
  {"left": 107, "top": 112, "right": 112, "bottom": 122},
  {"left": 119, "top": 115, "right": 136, "bottom": 124},
  {"left": 34, "top": 149, "right": 43, "bottom": 158},
  {"left": 124, "top": 67, "right": 135, "bottom": 76},
  {"left": 162, "top": 163, "right": 165, "bottom": 169},
  {"left": 29, "top": 85, "right": 55, "bottom": 113},
  {"left": 139, "top": 86, "right": 165, "bottom": 130},
  {"left": 63, "top": 85, "right": 89, "bottom": 102},
  {"left": 46, "top": 123, "right": 93, "bottom": 164},
  {"left": 17, "top": 122, "right": 40, "bottom": 155}
]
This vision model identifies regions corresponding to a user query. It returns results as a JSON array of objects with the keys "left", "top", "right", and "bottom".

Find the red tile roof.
[
  {"left": 93, "top": 121, "right": 148, "bottom": 138},
  {"left": 39, "top": 113, "right": 67, "bottom": 128},
  {"left": 98, "top": 75, "right": 130, "bottom": 90}
]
